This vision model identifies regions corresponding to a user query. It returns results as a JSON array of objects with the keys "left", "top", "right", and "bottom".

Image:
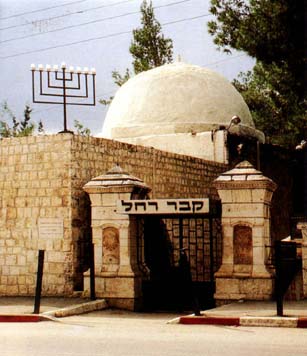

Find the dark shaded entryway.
[{"left": 136, "top": 207, "right": 222, "bottom": 312}]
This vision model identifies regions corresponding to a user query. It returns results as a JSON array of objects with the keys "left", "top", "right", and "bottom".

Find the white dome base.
[{"left": 115, "top": 130, "right": 228, "bottom": 163}]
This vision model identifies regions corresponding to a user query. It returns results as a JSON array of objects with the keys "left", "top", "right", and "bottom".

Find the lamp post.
[{"left": 31, "top": 62, "right": 96, "bottom": 133}]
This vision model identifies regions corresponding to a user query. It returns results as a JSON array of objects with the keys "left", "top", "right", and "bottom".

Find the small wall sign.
[{"left": 38, "top": 218, "right": 64, "bottom": 239}]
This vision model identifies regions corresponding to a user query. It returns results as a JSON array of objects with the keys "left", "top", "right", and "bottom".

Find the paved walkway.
[
  {"left": 177, "top": 300, "right": 307, "bottom": 328},
  {"left": 0, "top": 297, "right": 307, "bottom": 327},
  {"left": 201, "top": 300, "right": 307, "bottom": 317},
  {"left": 0, "top": 297, "right": 87, "bottom": 315},
  {"left": 0, "top": 297, "right": 107, "bottom": 322}
]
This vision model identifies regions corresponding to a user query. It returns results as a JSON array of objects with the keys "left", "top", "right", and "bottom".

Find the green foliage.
[
  {"left": 74, "top": 120, "right": 91, "bottom": 136},
  {"left": 208, "top": 1, "right": 304, "bottom": 75},
  {"left": 100, "top": 0, "right": 173, "bottom": 105},
  {"left": 38, "top": 120, "right": 44, "bottom": 134},
  {"left": 0, "top": 102, "right": 43, "bottom": 138},
  {"left": 233, "top": 62, "right": 306, "bottom": 147},
  {"left": 99, "top": 97, "right": 113, "bottom": 106},
  {"left": 130, "top": 0, "right": 173, "bottom": 74},
  {"left": 208, "top": 0, "right": 306, "bottom": 147},
  {"left": 112, "top": 69, "right": 132, "bottom": 87}
]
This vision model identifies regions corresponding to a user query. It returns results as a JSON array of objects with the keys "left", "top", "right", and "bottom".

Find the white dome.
[{"left": 102, "top": 62, "right": 255, "bottom": 139}]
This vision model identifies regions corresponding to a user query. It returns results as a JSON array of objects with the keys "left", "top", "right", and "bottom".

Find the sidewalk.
[
  {"left": 0, "top": 297, "right": 108, "bottom": 322},
  {"left": 1, "top": 297, "right": 307, "bottom": 328},
  {"left": 176, "top": 300, "right": 307, "bottom": 328}
]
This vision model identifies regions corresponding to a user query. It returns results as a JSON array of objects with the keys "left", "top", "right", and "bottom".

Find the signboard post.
[{"left": 33, "top": 250, "right": 45, "bottom": 314}]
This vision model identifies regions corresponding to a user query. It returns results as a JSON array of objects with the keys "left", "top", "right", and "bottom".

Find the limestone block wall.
[
  {"left": 0, "top": 135, "right": 74, "bottom": 296},
  {"left": 0, "top": 134, "right": 226, "bottom": 297},
  {"left": 70, "top": 135, "right": 226, "bottom": 200}
]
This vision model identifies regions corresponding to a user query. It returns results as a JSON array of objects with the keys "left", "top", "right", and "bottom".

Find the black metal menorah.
[{"left": 31, "top": 62, "right": 96, "bottom": 133}]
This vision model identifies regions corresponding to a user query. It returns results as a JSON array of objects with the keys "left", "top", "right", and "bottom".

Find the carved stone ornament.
[
  {"left": 102, "top": 227, "right": 120, "bottom": 264},
  {"left": 233, "top": 225, "right": 253, "bottom": 265}
]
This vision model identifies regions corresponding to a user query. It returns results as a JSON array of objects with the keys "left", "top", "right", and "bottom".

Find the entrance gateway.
[
  {"left": 83, "top": 166, "right": 222, "bottom": 311},
  {"left": 118, "top": 198, "right": 222, "bottom": 311},
  {"left": 83, "top": 162, "right": 281, "bottom": 310}
]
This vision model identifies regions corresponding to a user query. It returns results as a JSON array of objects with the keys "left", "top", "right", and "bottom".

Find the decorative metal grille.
[{"left": 136, "top": 215, "right": 222, "bottom": 283}]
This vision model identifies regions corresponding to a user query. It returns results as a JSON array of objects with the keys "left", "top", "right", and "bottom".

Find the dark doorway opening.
[{"left": 136, "top": 208, "right": 222, "bottom": 312}]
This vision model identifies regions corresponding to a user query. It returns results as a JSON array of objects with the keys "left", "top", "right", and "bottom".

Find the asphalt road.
[{"left": 1, "top": 310, "right": 307, "bottom": 356}]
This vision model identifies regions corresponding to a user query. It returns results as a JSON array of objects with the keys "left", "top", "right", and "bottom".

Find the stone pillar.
[
  {"left": 213, "top": 161, "right": 277, "bottom": 303},
  {"left": 297, "top": 223, "right": 307, "bottom": 298},
  {"left": 83, "top": 165, "right": 150, "bottom": 310}
]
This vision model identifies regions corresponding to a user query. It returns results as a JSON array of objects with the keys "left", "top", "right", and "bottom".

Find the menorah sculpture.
[{"left": 31, "top": 62, "right": 96, "bottom": 133}]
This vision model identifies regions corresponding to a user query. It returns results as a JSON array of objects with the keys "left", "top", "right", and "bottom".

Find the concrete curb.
[
  {"left": 178, "top": 315, "right": 307, "bottom": 328},
  {"left": 0, "top": 299, "right": 108, "bottom": 322},
  {"left": 42, "top": 299, "right": 108, "bottom": 318},
  {"left": 240, "top": 316, "right": 297, "bottom": 328}
]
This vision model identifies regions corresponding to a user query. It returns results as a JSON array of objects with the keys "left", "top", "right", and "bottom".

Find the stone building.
[{"left": 0, "top": 61, "right": 305, "bottom": 309}]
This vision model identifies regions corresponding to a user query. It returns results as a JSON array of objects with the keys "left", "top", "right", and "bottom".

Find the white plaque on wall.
[{"left": 38, "top": 218, "right": 64, "bottom": 239}]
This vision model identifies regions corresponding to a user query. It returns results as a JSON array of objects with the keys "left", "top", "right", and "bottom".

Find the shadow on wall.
[{"left": 73, "top": 192, "right": 92, "bottom": 291}]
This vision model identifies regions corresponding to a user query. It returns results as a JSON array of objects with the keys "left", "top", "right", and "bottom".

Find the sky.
[{"left": 0, "top": 0, "right": 255, "bottom": 135}]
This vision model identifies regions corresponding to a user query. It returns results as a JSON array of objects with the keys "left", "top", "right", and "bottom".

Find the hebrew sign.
[{"left": 117, "top": 199, "right": 209, "bottom": 215}]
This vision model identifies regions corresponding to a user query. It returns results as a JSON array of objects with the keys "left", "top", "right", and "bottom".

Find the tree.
[
  {"left": 130, "top": 0, "right": 173, "bottom": 74},
  {"left": 0, "top": 101, "right": 44, "bottom": 138},
  {"left": 208, "top": 0, "right": 306, "bottom": 147},
  {"left": 233, "top": 62, "right": 306, "bottom": 147},
  {"left": 74, "top": 120, "right": 91, "bottom": 136},
  {"left": 100, "top": 0, "right": 173, "bottom": 105},
  {"left": 208, "top": 1, "right": 304, "bottom": 91}
]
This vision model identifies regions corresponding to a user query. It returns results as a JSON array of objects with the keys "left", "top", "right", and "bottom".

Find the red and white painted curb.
[
  {"left": 178, "top": 315, "right": 307, "bottom": 328},
  {"left": 0, "top": 314, "right": 53, "bottom": 323}
]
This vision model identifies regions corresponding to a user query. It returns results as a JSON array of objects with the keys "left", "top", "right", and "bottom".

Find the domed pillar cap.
[
  {"left": 83, "top": 164, "right": 151, "bottom": 194},
  {"left": 213, "top": 160, "right": 277, "bottom": 191}
]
